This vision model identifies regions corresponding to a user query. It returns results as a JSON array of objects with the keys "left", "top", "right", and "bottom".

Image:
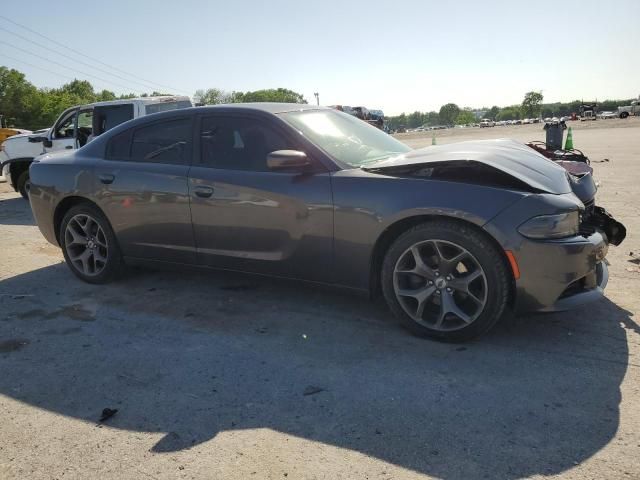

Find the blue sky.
[{"left": 1, "top": 0, "right": 638, "bottom": 115}]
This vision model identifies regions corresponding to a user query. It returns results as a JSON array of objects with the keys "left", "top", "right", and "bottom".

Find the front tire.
[
  {"left": 381, "top": 221, "right": 510, "bottom": 342},
  {"left": 59, "top": 204, "right": 122, "bottom": 284},
  {"left": 17, "top": 171, "right": 30, "bottom": 199}
]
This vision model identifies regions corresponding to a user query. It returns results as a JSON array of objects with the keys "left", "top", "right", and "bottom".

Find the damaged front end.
[
  {"left": 560, "top": 161, "right": 626, "bottom": 246},
  {"left": 364, "top": 139, "right": 626, "bottom": 247},
  {"left": 364, "top": 138, "right": 626, "bottom": 313}
]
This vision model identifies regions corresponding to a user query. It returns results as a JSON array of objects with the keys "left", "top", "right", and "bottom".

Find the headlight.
[{"left": 518, "top": 211, "right": 580, "bottom": 239}]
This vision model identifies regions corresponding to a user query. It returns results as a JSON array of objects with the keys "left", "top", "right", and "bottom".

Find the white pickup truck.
[
  {"left": 618, "top": 98, "right": 640, "bottom": 119},
  {"left": 1, "top": 95, "right": 191, "bottom": 198}
]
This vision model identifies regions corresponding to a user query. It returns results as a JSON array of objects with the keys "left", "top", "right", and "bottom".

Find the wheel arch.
[
  {"left": 7, "top": 158, "right": 34, "bottom": 191},
  {"left": 53, "top": 196, "right": 106, "bottom": 246},
  {"left": 369, "top": 215, "right": 516, "bottom": 307}
]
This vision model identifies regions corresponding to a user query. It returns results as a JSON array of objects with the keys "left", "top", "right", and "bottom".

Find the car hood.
[{"left": 363, "top": 138, "right": 572, "bottom": 194}]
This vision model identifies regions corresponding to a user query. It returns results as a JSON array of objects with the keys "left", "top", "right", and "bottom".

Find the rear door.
[
  {"left": 94, "top": 116, "right": 196, "bottom": 264},
  {"left": 188, "top": 113, "right": 334, "bottom": 283}
]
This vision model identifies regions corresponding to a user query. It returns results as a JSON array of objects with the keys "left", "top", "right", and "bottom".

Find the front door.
[
  {"left": 189, "top": 114, "right": 334, "bottom": 283},
  {"left": 46, "top": 107, "right": 79, "bottom": 153},
  {"left": 94, "top": 116, "right": 196, "bottom": 264}
]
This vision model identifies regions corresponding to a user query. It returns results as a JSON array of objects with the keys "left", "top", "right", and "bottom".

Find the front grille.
[{"left": 579, "top": 223, "right": 596, "bottom": 237}]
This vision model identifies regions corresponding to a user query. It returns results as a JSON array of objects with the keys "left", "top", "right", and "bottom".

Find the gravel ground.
[{"left": 1, "top": 119, "right": 639, "bottom": 479}]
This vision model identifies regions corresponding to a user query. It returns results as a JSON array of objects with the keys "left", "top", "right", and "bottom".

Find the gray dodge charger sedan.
[{"left": 25, "top": 104, "right": 626, "bottom": 341}]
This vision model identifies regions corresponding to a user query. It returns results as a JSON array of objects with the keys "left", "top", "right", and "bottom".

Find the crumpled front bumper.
[
  {"left": 510, "top": 228, "right": 612, "bottom": 313},
  {"left": 538, "top": 259, "right": 609, "bottom": 312}
]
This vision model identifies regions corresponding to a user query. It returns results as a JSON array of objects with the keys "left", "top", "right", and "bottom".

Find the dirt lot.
[{"left": 1, "top": 119, "right": 639, "bottom": 479}]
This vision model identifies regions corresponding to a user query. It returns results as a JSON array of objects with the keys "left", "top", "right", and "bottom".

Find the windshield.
[{"left": 280, "top": 109, "right": 411, "bottom": 167}]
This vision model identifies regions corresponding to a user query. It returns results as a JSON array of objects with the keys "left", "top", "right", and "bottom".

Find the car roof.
[{"left": 196, "top": 103, "right": 329, "bottom": 114}]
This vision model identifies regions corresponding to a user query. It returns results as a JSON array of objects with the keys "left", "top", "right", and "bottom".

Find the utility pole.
[{"left": 314, "top": 92, "right": 319, "bottom": 106}]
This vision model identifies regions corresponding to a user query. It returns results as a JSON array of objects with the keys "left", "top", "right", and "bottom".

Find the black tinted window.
[
  {"left": 106, "top": 118, "right": 192, "bottom": 164},
  {"left": 106, "top": 130, "right": 132, "bottom": 159},
  {"left": 200, "top": 116, "right": 290, "bottom": 171},
  {"left": 130, "top": 119, "right": 192, "bottom": 164},
  {"left": 94, "top": 104, "right": 134, "bottom": 135}
]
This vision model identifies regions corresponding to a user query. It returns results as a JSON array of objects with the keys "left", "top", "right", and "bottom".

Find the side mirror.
[
  {"left": 267, "top": 150, "right": 310, "bottom": 170},
  {"left": 43, "top": 138, "right": 53, "bottom": 148}
]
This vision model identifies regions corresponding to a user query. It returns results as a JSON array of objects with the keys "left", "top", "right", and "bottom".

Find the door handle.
[
  {"left": 194, "top": 185, "right": 214, "bottom": 198},
  {"left": 65, "top": 145, "right": 73, "bottom": 149},
  {"left": 99, "top": 174, "right": 115, "bottom": 184}
]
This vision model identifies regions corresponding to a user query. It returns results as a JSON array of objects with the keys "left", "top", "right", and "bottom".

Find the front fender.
[{"left": 330, "top": 171, "right": 527, "bottom": 290}]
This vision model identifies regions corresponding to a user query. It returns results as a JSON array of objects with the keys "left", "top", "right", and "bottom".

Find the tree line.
[
  {"left": 0, "top": 66, "right": 306, "bottom": 130},
  {"left": 2, "top": 67, "right": 635, "bottom": 132},
  {"left": 386, "top": 91, "right": 637, "bottom": 129}
]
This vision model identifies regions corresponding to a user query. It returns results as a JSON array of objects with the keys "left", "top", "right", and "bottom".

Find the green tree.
[
  {"left": 455, "top": 110, "right": 476, "bottom": 125},
  {"left": 59, "top": 79, "right": 95, "bottom": 102},
  {"left": 194, "top": 88, "right": 232, "bottom": 105},
  {"left": 407, "top": 111, "right": 424, "bottom": 128},
  {"left": 96, "top": 89, "right": 117, "bottom": 102},
  {"left": 439, "top": 103, "right": 460, "bottom": 125},
  {"left": 0, "top": 66, "right": 41, "bottom": 127},
  {"left": 522, "top": 91, "right": 544, "bottom": 118},
  {"left": 232, "top": 88, "right": 306, "bottom": 104},
  {"left": 496, "top": 105, "right": 521, "bottom": 121},
  {"left": 424, "top": 111, "right": 440, "bottom": 126},
  {"left": 485, "top": 106, "right": 500, "bottom": 120}
]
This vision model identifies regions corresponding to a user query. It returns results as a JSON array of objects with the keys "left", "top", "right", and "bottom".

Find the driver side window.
[
  {"left": 199, "top": 116, "right": 291, "bottom": 171},
  {"left": 54, "top": 111, "right": 77, "bottom": 139},
  {"left": 76, "top": 110, "right": 93, "bottom": 147}
]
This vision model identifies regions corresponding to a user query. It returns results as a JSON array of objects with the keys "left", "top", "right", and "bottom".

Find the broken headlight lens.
[{"left": 518, "top": 211, "right": 580, "bottom": 239}]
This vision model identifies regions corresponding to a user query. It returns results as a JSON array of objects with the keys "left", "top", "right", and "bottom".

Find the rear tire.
[
  {"left": 59, "top": 204, "right": 123, "bottom": 284},
  {"left": 381, "top": 220, "right": 510, "bottom": 342},
  {"left": 620, "top": 112, "right": 629, "bottom": 119},
  {"left": 17, "top": 171, "right": 30, "bottom": 199}
]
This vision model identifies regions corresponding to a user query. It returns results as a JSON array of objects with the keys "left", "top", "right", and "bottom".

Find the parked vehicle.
[
  {"left": 580, "top": 102, "right": 598, "bottom": 121},
  {"left": 0, "top": 127, "right": 31, "bottom": 182},
  {"left": 27, "top": 104, "right": 625, "bottom": 341},
  {"left": 617, "top": 98, "right": 640, "bottom": 119},
  {"left": 0, "top": 127, "right": 31, "bottom": 144},
  {"left": 479, "top": 119, "right": 495, "bottom": 127},
  {"left": 352, "top": 106, "right": 370, "bottom": 120},
  {"left": 368, "top": 109, "right": 385, "bottom": 130},
  {"left": 0, "top": 96, "right": 192, "bottom": 198},
  {"left": 598, "top": 111, "right": 617, "bottom": 119},
  {"left": 330, "top": 105, "right": 355, "bottom": 116}
]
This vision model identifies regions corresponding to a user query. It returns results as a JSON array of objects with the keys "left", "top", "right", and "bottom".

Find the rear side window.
[
  {"left": 106, "top": 130, "right": 132, "bottom": 159},
  {"left": 106, "top": 118, "right": 192, "bottom": 165}
]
